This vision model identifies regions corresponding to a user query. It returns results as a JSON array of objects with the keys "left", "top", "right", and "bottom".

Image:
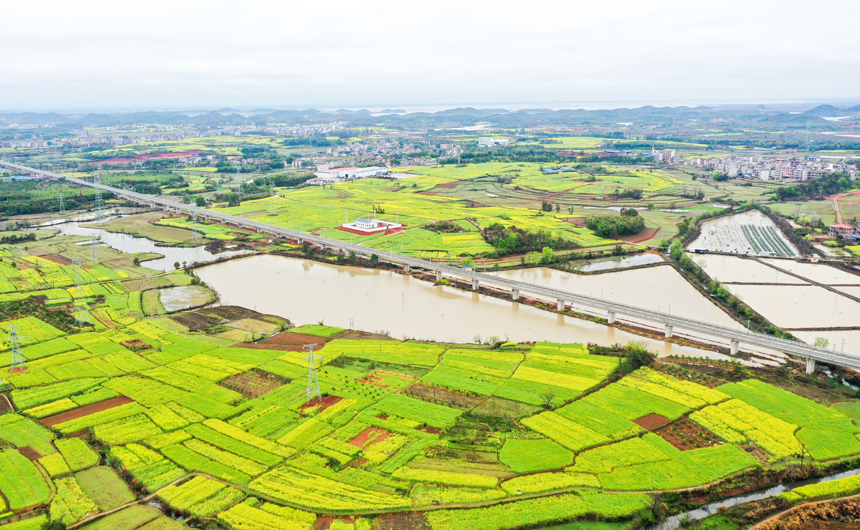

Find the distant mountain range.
[
  {"left": 0, "top": 105, "right": 853, "bottom": 130},
  {"left": 805, "top": 104, "right": 860, "bottom": 116}
]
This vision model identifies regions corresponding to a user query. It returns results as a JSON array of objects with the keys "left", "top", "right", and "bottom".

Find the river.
[
  {"left": 195, "top": 254, "right": 741, "bottom": 360},
  {"left": 52, "top": 219, "right": 249, "bottom": 272}
]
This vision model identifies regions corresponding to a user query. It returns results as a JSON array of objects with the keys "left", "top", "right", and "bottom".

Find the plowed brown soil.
[
  {"left": 348, "top": 427, "right": 391, "bottom": 448},
  {"left": 40, "top": 396, "right": 133, "bottom": 428},
  {"left": 239, "top": 332, "right": 328, "bottom": 351},
  {"left": 18, "top": 447, "right": 41, "bottom": 460},
  {"left": 633, "top": 413, "right": 671, "bottom": 430}
]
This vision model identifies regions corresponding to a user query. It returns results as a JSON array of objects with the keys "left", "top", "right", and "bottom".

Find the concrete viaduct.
[{"left": 2, "top": 159, "right": 855, "bottom": 373}]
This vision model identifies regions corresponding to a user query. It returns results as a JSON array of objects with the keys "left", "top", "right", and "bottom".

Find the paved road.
[{"left": 3, "top": 159, "right": 858, "bottom": 370}]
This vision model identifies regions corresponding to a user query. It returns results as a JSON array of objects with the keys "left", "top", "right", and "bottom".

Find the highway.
[{"left": 2, "top": 159, "right": 857, "bottom": 371}]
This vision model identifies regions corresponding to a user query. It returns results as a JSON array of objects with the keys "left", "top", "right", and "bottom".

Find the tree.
[
  {"left": 541, "top": 246, "right": 554, "bottom": 264},
  {"left": 813, "top": 337, "right": 830, "bottom": 349},
  {"left": 540, "top": 392, "right": 556, "bottom": 409},
  {"left": 555, "top": 204, "right": 561, "bottom": 213},
  {"left": 41, "top": 521, "right": 67, "bottom": 530},
  {"left": 195, "top": 196, "right": 206, "bottom": 207},
  {"left": 174, "top": 262, "right": 180, "bottom": 270},
  {"left": 348, "top": 251, "right": 357, "bottom": 262},
  {"left": 369, "top": 254, "right": 379, "bottom": 265}
]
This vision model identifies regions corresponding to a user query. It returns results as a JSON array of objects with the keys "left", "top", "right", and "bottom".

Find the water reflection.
[
  {"left": 51, "top": 220, "right": 249, "bottom": 272},
  {"left": 196, "top": 254, "right": 735, "bottom": 360}
]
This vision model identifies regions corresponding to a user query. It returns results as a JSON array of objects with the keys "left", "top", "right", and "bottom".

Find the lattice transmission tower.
[
  {"left": 7, "top": 326, "right": 26, "bottom": 373},
  {"left": 58, "top": 193, "right": 66, "bottom": 215},
  {"left": 191, "top": 215, "right": 201, "bottom": 243},
  {"left": 90, "top": 236, "right": 100, "bottom": 263},
  {"left": 72, "top": 258, "right": 83, "bottom": 286},
  {"left": 303, "top": 343, "right": 322, "bottom": 404},
  {"left": 93, "top": 175, "right": 106, "bottom": 219}
]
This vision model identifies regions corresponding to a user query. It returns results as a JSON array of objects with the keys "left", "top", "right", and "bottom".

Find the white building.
[
  {"left": 342, "top": 218, "right": 402, "bottom": 234},
  {"left": 478, "top": 137, "right": 510, "bottom": 148},
  {"left": 309, "top": 166, "right": 388, "bottom": 185}
]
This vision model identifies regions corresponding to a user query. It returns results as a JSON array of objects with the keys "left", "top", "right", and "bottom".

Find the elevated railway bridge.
[{"left": 2, "top": 159, "right": 856, "bottom": 373}]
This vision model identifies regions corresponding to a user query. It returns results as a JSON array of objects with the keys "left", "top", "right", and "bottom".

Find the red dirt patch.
[
  {"left": 218, "top": 368, "right": 287, "bottom": 398},
  {"left": 633, "top": 413, "right": 671, "bottom": 430},
  {"left": 18, "top": 447, "right": 42, "bottom": 460},
  {"left": 417, "top": 426, "right": 443, "bottom": 434},
  {"left": 299, "top": 394, "right": 342, "bottom": 412},
  {"left": 39, "top": 396, "right": 133, "bottom": 428},
  {"left": 434, "top": 183, "right": 457, "bottom": 189},
  {"left": 240, "top": 332, "right": 329, "bottom": 352},
  {"left": 655, "top": 417, "right": 724, "bottom": 451},
  {"left": 619, "top": 227, "right": 659, "bottom": 244},
  {"left": 348, "top": 427, "right": 392, "bottom": 448},
  {"left": 39, "top": 254, "right": 72, "bottom": 265}
]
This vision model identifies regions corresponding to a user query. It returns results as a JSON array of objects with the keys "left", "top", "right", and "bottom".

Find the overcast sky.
[{"left": 1, "top": 0, "right": 858, "bottom": 112}]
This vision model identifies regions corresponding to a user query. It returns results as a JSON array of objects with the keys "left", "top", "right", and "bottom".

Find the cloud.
[{"left": 0, "top": 0, "right": 857, "bottom": 110}]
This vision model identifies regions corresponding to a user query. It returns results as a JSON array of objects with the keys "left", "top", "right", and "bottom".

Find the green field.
[{"left": 1, "top": 231, "right": 860, "bottom": 529}]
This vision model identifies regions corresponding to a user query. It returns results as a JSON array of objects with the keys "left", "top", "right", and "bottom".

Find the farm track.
[
  {"left": 748, "top": 492, "right": 860, "bottom": 530},
  {"left": 750, "top": 257, "right": 860, "bottom": 304}
]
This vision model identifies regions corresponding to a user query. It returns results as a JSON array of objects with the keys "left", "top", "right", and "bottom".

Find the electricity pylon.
[
  {"left": 93, "top": 175, "right": 106, "bottom": 219},
  {"left": 7, "top": 326, "right": 26, "bottom": 373},
  {"left": 191, "top": 216, "right": 201, "bottom": 243},
  {"left": 303, "top": 344, "right": 322, "bottom": 404},
  {"left": 72, "top": 258, "right": 83, "bottom": 286},
  {"left": 90, "top": 236, "right": 100, "bottom": 263}
]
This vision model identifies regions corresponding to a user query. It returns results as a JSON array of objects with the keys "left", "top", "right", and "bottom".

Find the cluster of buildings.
[{"left": 654, "top": 149, "right": 858, "bottom": 181}]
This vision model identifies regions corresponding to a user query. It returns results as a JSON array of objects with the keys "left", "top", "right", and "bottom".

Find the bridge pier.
[
  {"left": 511, "top": 288, "right": 519, "bottom": 301},
  {"left": 471, "top": 279, "right": 479, "bottom": 291},
  {"left": 730, "top": 339, "right": 739, "bottom": 355},
  {"left": 557, "top": 299, "right": 565, "bottom": 311},
  {"left": 296, "top": 238, "right": 303, "bottom": 245},
  {"left": 403, "top": 264, "right": 411, "bottom": 273},
  {"left": 607, "top": 310, "right": 616, "bottom": 324},
  {"left": 320, "top": 244, "right": 327, "bottom": 251},
  {"left": 806, "top": 358, "right": 816, "bottom": 374},
  {"left": 435, "top": 270, "right": 442, "bottom": 281},
  {"left": 664, "top": 324, "right": 674, "bottom": 338}
]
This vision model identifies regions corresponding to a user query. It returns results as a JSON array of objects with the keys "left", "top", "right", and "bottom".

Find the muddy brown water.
[{"left": 196, "top": 255, "right": 748, "bottom": 360}]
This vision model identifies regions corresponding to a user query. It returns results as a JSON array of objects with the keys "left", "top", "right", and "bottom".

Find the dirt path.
[
  {"left": 834, "top": 197, "right": 844, "bottom": 224},
  {"left": 0, "top": 393, "right": 14, "bottom": 412},
  {"left": 749, "top": 492, "right": 860, "bottom": 529},
  {"left": 751, "top": 257, "right": 860, "bottom": 304}
]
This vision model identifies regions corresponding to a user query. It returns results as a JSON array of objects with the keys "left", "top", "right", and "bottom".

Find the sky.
[{"left": 1, "top": 0, "right": 858, "bottom": 112}]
